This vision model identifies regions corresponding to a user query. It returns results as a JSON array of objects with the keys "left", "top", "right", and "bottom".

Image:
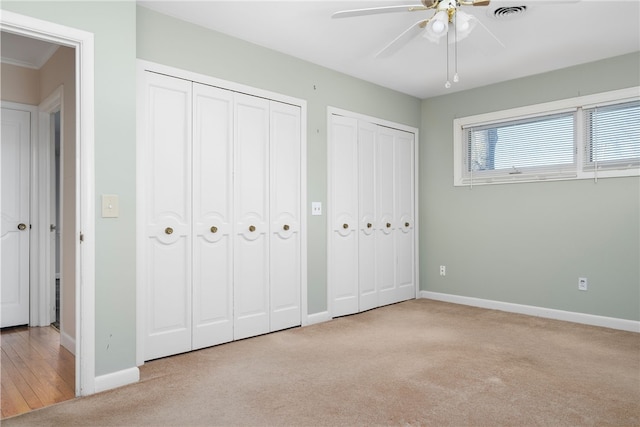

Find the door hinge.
[{"left": 79, "top": 232, "right": 84, "bottom": 243}]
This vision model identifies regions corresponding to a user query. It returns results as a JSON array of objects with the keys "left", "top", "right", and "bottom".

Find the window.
[
  {"left": 453, "top": 87, "right": 640, "bottom": 186},
  {"left": 584, "top": 100, "right": 640, "bottom": 171}
]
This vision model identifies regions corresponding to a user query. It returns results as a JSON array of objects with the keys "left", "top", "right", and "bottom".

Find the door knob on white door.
[{"left": 17, "top": 223, "right": 27, "bottom": 231}]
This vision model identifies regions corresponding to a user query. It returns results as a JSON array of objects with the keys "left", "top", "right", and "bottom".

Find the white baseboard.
[
  {"left": 94, "top": 367, "right": 140, "bottom": 394},
  {"left": 419, "top": 291, "right": 640, "bottom": 333},
  {"left": 304, "top": 310, "right": 331, "bottom": 326},
  {"left": 60, "top": 330, "right": 76, "bottom": 355}
]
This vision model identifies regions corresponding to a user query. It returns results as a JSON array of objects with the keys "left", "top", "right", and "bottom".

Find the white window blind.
[
  {"left": 584, "top": 100, "right": 640, "bottom": 171},
  {"left": 464, "top": 111, "right": 576, "bottom": 182}
]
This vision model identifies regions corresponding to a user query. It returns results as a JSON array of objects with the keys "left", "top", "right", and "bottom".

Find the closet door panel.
[
  {"left": 143, "top": 73, "right": 192, "bottom": 360},
  {"left": 376, "top": 128, "right": 397, "bottom": 307},
  {"left": 234, "top": 93, "right": 270, "bottom": 340},
  {"left": 192, "top": 83, "right": 234, "bottom": 349},
  {"left": 395, "top": 130, "right": 416, "bottom": 301},
  {"left": 270, "top": 101, "right": 302, "bottom": 332},
  {"left": 358, "top": 121, "right": 377, "bottom": 312},
  {"left": 329, "top": 115, "right": 360, "bottom": 317}
]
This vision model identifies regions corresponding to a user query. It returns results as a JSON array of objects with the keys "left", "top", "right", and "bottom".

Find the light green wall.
[
  {"left": 1, "top": 1, "right": 138, "bottom": 375},
  {"left": 136, "top": 6, "right": 422, "bottom": 314},
  {"left": 421, "top": 52, "right": 640, "bottom": 321}
]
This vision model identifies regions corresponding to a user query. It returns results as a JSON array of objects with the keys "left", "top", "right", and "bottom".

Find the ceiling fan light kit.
[
  {"left": 423, "top": 10, "right": 449, "bottom": 43},
  {"left": 333, "top": 0, "right": 493, "bottom": 89}
]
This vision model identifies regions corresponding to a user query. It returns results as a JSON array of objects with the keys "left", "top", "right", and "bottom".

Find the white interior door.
[
  {"left": 269, "top": 101, "right": 301, "bottom": 332},
  {"left": 1, "top": 107, "right": 31, "bottom": 328},
  {"left": 358, "top": 120, "right": 377, "bottom": 312},
  {"left": 192, "top": 83, "right": 234, "bottom": 350},
  {"left": 234, "top": 93, "right": 270, "bottom": 340},
  {"left": 329, "top": 115, "right": 359, "bottom": 317},
  {"left": 142, "top": 73, "right": 193, "bottom": 360}
]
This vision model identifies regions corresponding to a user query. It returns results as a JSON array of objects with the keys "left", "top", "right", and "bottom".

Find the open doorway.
[
  {"left": 0, "top": 32, "right": 74, "bottom": 418},
  {"left": 1, "top": 10, "right": 95, "bottom": 416}
]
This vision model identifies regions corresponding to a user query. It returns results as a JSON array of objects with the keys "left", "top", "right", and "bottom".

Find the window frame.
[{"left": 453, "top": 87, "right": 640, "bottom": 186}]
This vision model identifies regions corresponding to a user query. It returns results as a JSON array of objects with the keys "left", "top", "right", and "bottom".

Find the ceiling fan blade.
[
  {"left": 375, "top": 19, "right": 429, "bottom": 58},
  {"left": 460, "top": 0, "right": 491, "bottom": 6},
  {"left": 474, "top": 17, "right": 505, "bottom": 48},
  {"left": 332, "top": 4, "right": 427, "bottom": 19}
]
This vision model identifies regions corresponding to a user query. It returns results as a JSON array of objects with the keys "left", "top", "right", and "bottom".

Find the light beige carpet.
[{"left": 4, "top": 299, "right": 639, "bottom": 426}]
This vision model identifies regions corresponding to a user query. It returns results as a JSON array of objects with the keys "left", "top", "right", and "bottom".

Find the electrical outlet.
[
  {"left": 578, "top": 277, "right": 588, "bottom": 291},
  {"left": 311, "top": 202, "right": 322, "bottom": 216},
  {"left": 439, "top": 265, "right": 446, "bottom": 276}
]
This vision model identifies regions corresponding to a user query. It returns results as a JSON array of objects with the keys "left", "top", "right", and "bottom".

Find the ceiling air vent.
[{"left": 492, "top": 5, "right": 527, "bottom": 19}]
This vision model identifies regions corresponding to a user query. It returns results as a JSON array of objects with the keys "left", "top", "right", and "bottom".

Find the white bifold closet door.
[
  {"left": 142, "top": 73, "right": 193, "bottom": 359},
  {"left": 329, "top": 115, "right": 360, "bottom": 317},
  {"left": 393, "top": 127, "right": 416, "bottom": 303},
  {"left": 233, "top": 93, "right": 270, "bottom": 340},
  {"left": 142, "top": 72, "right": 301, "bottom": 361},
  {"left": 192, "top": 83, "right": 234, "bottom": 350},
  {"left": 269, "top": 101, "right": 302, "bottom": 333},
  {"left": 233, "top": 94, "right": 302, "bottom": 340},
  {"left": 329, "top": 114, "right": 415, "bottom": 318}
]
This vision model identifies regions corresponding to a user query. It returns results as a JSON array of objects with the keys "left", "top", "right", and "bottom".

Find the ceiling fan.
[
  {"left": 333, "top": 0, "right": 496, "bottom": 87},
  {"left": 333, "top": 0, "right": 494, "bottom": 58}
]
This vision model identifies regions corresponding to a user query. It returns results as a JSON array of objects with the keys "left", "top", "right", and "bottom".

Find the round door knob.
[
  {"left": 343, "top": 223, "right": 348, "bottom": 229},
  {"left": 249, "top": 225, "right": 256, "bottom": 232},
  {"left": 367, "top": 223, "right": 372, "bottom": 228},
  {"left": 386, "top": 223, "right": 391, "bottom": 228},
  {"left": 165, "top": 227, "right": 173, "bottom": 235},
  {"left": 405, "top": 222, "right": 410, "bottom": 227},
  {"left": 210, "top": 226, "right": 218, "bottom": 233},
  {"left": 283, "top": 224, "right": 290, "bottom": 231},
  {"left": 17, "top": 223, "right": 27, "bottom": 231}
]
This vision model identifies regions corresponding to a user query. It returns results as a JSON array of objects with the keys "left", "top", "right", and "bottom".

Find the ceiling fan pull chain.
[
  {"left": 453, "top": 9, "right": 460, "bottom": 83},
  {"left": 445, "top": 26, "right": 451, "bottom": 88}
]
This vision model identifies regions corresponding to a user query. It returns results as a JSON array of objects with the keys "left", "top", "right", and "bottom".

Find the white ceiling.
[
  {"left": 2, "top": 1, "right": 636, "bottom": 97},
  {"left": 138, "top": 0, "right": 640, "bottom": 99}
]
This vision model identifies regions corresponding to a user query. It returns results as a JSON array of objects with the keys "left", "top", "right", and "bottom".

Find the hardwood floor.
[{"left": 1, "top": 326, "right": 75, "bottom": 419}]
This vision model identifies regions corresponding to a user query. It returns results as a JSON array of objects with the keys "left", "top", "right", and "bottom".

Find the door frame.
[{"left": 1, "top": 11, "right": 96, "bottom": 396}]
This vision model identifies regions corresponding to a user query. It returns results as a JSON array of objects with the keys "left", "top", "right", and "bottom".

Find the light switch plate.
[{"left": 102, "top": 194, "right": 119, "bottom": 218}]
